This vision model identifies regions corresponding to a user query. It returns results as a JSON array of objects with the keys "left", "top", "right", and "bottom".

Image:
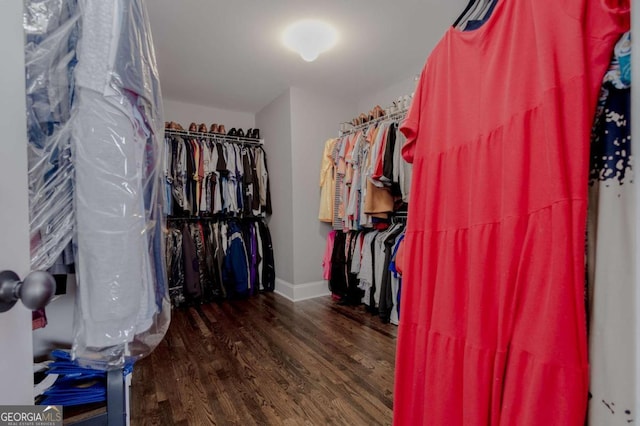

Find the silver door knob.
[{"left": 0, "top": 270, "right": 56, "bottom": 313}]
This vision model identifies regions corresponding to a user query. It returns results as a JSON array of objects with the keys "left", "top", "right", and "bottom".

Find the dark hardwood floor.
[{"left": 131, "top": 293, "right": 397, "bottom": 425}]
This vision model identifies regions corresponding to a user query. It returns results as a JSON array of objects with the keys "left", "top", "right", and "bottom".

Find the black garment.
[
  {"left": 242, "top": 149, "right": 253, "bottom": 216},
  {"left": 170, "top": 137, "right": 187, "bottom": 216},
  {"left": 329, "top": 231, "right": 348, "bottom": 298},
  {"left": 216, "top": 142, "right": 228, "bottom": 176},
  {"left": 166, "top": 228, "right": 185, "bottom": 306},
  {"left": 344, "top": 231, "right": 365, "bottom": 305},
  {"left": 249, "top": 222, "right": 260, "bottom": 295},
  {"left": 367, "top": 234, "right": 378, "bottom": 313},
  {"left": 260, "top": 147, "right": 273, "bottom": 215},
  {"left": 250, "top": 150, "right": 260, "bottom": 212},
  {"left": 183, "top": 138, "right": 196, "bottom": 214},
  {"left": 257, "top": 220, "right": 275, "bottom": 292},
  {"left": 382, "top": 123, "right": 397, "bottom": 182},
  {"left": 239, "top": 220, "right": 254, "bottom": 293},
  {"left": 385, "top": 124, "right": 404, "bottom": 200},
  {"left": 190, "top": 223, "right": 212, "bottom": 302},
  {"left": 254, "top": 224, "right": 263, "bottom": 292},
  {"left": 53, "top": 274, "right": 68, "bottom": 295},
  {"left": 202, "top": 224, "right": 224, "bottom": 300},
  {"left": 204, "top": 223, "right": 227, "bottom": 300},
  {"left": 182, "top": 223, "right": 201, "bottom": 300}
]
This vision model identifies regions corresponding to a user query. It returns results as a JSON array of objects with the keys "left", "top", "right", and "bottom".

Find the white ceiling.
[{"left": 146, "top": 0, "right": 467, "bottom": 114}]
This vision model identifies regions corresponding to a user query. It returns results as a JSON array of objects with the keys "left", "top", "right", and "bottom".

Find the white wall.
[
  {"left": 256, "top": 87, "right": 356, "bottom": 301},
  {"left": 256, "top": 90, "right": 295, "bottom": 286},
  {"left": 356, "top": 74, "right": 418, "bottom": 116},
  {"left": 163, "top": 98, "right": 255, "bottom": 131},
  {"left": 0, "top": 1, "right": 34, "bottom": 404},
  {"left": 290, "top": 87, "right": 356, "bottom": 288}
]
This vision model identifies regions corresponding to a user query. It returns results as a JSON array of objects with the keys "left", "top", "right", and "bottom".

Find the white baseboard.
[
  {"left": 274, "top": 278, "right": 330, "bottom": 302},
  {"left": 293, "top": 281, "right": 331, "bottom": 302},
  {"left": 274, "top": 278, "right": 295, "bottom": 301}
]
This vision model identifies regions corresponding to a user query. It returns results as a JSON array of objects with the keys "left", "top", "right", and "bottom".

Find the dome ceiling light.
[{"left": 282, "top": 19, "right": 338, "bottom": 62}]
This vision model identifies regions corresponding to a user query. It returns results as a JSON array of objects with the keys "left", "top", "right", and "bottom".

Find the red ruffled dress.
[{"left": 394, "top": 1, "right": 630, "bottom": 424}]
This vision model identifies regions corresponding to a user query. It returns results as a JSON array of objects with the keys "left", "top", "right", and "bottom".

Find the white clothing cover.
[{"left": 71, "top": 0, "right": 169, "bottom": 367}]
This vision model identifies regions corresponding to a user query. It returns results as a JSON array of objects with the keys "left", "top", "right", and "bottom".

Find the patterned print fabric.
[{"left": 587, "top": 31, "right": 635, "bottom": 425}]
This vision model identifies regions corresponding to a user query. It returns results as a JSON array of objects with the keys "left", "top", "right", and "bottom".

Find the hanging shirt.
[
  {"left": 234, "top": 145, "right": 244, "bottom": 213},
  {"left": 319, "top": 138, "right": 337, "bottom": 222},
  {"left": 357, "top": 231, "right": 378, "bottom": 303},
  {"left": 256, "top": 148, "right": 269, "bottom": 214},
  {"left": 346, "top": 132, "right": 365, "bottom": 228},
  {"left": 199, "top": 139, "right": 210, "bottom": 213},
  {"left": 332, "top": 138, "right": 345, "bottom": 229},
  {"left": 223, "top": 144, "right": 237, "bottom": 213},
  {"left": 172, "top": 137, "right": 187, "bottom": 211}
]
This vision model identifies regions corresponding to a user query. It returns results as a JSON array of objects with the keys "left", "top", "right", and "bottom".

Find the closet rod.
[
  {"left": 165, "top": 129, "right": 264, "bottom": 146},
  {"left": 340, "top": 109, "right": 408, "bottom": 136}
]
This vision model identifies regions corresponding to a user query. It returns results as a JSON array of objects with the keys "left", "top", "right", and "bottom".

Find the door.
[{"left": 0, "top": 1, "right": 36, "bottom": 404}]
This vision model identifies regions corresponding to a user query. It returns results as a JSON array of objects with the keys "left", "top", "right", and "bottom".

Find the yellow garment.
[{"left": 319, "top": 138, "right": 337, "bottom": 222}]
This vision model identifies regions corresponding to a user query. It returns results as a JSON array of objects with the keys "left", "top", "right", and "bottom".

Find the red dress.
[{"left": 394, "top": 1, "right": 630, "bottom": 424}]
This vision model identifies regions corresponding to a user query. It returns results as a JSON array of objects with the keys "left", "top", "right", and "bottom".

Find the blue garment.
[
  {"left": 464, "top": 0, "right": 498, "bottom": 31},
  {"left": 389, "top": 234, "right": 405, "bottom": 318},
  {"left": 37, "top": 349, "right": 133, "bottom": 406},
  {"left": 590, "top": 31, "right": 632, "bottom": 186},
  {"left": 223, "top": 222, "right": 251, "bottom": 298},
  {"left": 602, "top": 32, "right": 631, "bottom": 89}
]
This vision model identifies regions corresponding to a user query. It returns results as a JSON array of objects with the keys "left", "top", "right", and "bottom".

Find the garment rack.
[
  {"left": 340, "top": 109, "right": 408, "bottom": 136},
  {"left": 165, "top": 129, "right": 264, "bottom": 146}
]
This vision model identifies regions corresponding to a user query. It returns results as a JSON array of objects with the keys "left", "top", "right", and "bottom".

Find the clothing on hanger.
[
  {"left": 165, "top": 133, "right": 271, "bottom": 218},
  {"left": 394, "top": 0, "right": 630, "bottom": 424},
  {"left": 324, "top": 221, "right": 407, "bottom": 321},
  {"left": 166, "top": 218, "right": 275, "bottom": 307},
  {"left": 324, "top": 119, "right": 412, "bottom": 231}
]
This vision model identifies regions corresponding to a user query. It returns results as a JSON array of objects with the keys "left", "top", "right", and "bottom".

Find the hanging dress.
[{"left": 394, "top": 1, "right": 630, "bottom": 424}]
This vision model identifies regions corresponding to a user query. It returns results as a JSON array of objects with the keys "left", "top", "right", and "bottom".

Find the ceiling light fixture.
[{"left": 282, "top": 19, "right": 338, "bottom": 62}]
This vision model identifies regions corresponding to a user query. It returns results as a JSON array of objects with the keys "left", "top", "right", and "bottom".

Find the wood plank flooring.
[{"left": 130, "top": 293, "right": 397, "bottom": 425}]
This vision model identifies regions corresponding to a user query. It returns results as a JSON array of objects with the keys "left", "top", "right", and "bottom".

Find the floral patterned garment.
[{"left": 587, "top": 31, "right": 634, "bottom": 426}]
